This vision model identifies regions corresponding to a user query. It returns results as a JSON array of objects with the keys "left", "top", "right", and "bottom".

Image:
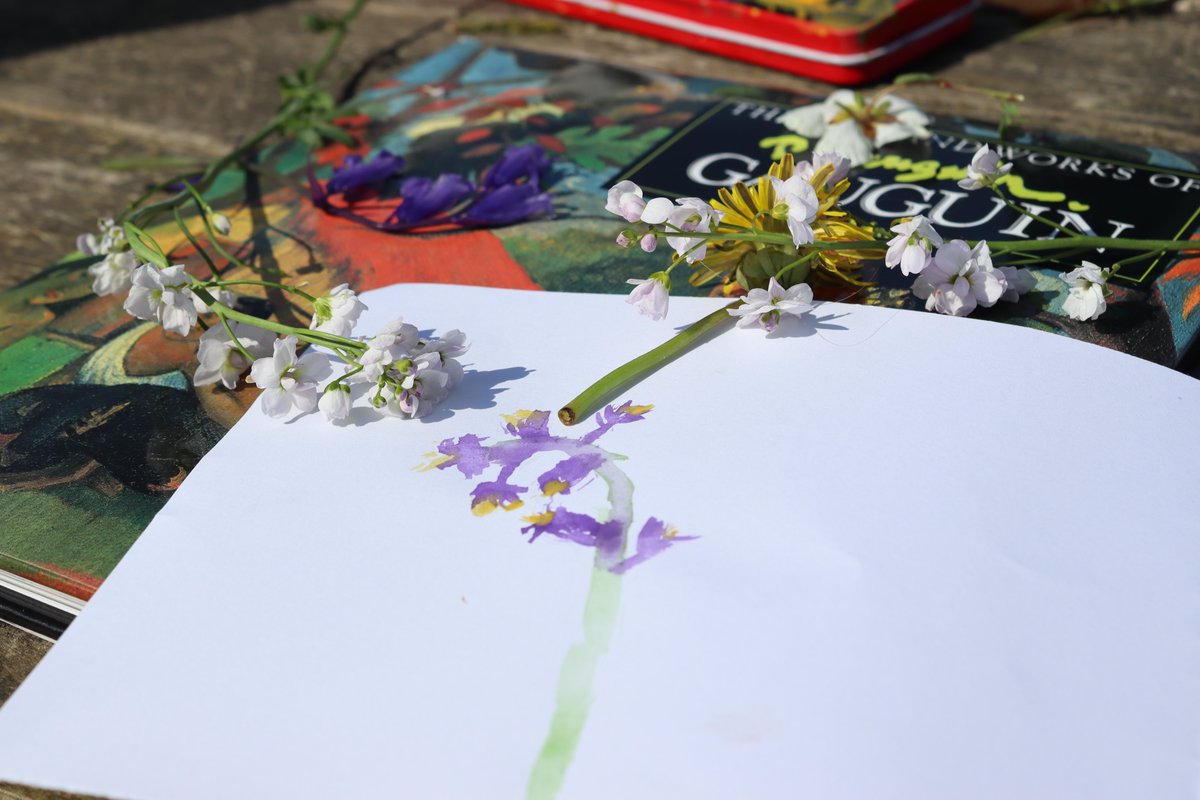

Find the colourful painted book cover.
[{"left": 1, "top": 39, "right": 1198, "bottom": 636}]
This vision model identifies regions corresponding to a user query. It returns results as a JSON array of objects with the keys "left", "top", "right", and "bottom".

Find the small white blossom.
[
  {"left": 123, "top": 263, "right": 201, "bottom": 336},
  {"left": 625, "top": 273, "right": 670, "bottom": 321},
  {"left": 958, "top": 145, "right": 1012, "bottom": 191},
  {"left": 77, "top": 217, "right": 124, "bottom": 257},
  {"left": 997, "top": 266, "right": 1037, "bottom": 303},
  {"left": 778, "top": 90, "right": 931, "bottom": 167},
  {"left": 413, "top": 328, "right": 470, "bottom": 360},
  {"left": 310, "top": 283, "right": 367, "bottom": 337},
  {"left": 1061, "top": 261, "right": 1110, "bottom": 321},
  {"left": 664, "top": 198, "right": 722, "bottom": 263},
  {"left": 769, "top": 175, "right": 820, "bottom": 247},
  {"left": 249, "top": 336, "right": 333, "bottom": 418},
  {"left": 211, "top": 213, "right": 232, "bottom": 236},
  {"left": 639, "top": 197, "right": 675, "bottom": 225},
  {"left": 885, "top": 215, "right": 943, "bottom": 276},
  {"left": 912, "top": 240, "right": 1007, "bottom": 317},
  {"left": 359, "top": 318, "right": 420, "bottom": 382},
  {"left": 88, "top": 250, "right": 138, "bottom": 296},
  {"left": 727, "top": 277, "right": 815, "bottom": 332},
  {"left": 605, "top": 181, "right": 648, "bottom": 223},
  {"left": 369, "top": 351, "right": 459, "bottom": 420},
  {"left": 796, "top": 152, "right": 852, "bottom": 188},
  {"left": 194, "top": 322, "right": 274, "bottom": 389},
  {"left": 318, "top": 382, "right": 353, "bottom": 421}
]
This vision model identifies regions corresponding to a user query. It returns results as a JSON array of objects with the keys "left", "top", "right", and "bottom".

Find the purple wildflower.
[
  {"left": 455, "top": 182, "right": 554, "bottom": 227},
  {"left": 389, "top": 174, "right": 475, "bottom": 226},
  {"left": 611, "top": 518, "right": 696, "bottom": 575},
  {"left": 483, "top": 144, "right": 553, "bottom": 191},
  {"left": 326, "top": 150, "right": 406, "bottom": 197}
]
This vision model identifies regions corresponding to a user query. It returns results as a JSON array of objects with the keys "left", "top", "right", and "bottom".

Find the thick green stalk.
[{"left": 558, "top": 302, "right": 737, "bottom": 425}]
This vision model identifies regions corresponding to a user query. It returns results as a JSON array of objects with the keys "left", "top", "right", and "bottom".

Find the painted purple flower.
[
  {"left": 521, "top": 509, "right": 623, "bottom": 563},
  {"left": 611, "top": 518, "right": 697, "bottom": 574},
  {"left": 455, "top": 182, "right": 554, "bottom": 227},
  {"left": 471, "top": 480, "right": 528, "bottom": 516},
  {"left": 504, "top": 409, "right": 552, "bottom": 441},
  {"left": 426, "top": 404, "right": 693, "bottom": 573},
  {"left": 537, "top": 453, "right": 603, "bottom": 496},
  {"left": 435, "top": 433, "right": 491, "bottom": 478},
  {"left": 581, "top": 402, "right": 653, "bottom": 445},
  {"left": 483, "top": 144, "right": 553, "bottom": 190},
  {"left": 326, "top": 150, "right": 406, "bottom": 196},
  {"left": 389, "top": 174, "right": 475, "bottom": 226}
]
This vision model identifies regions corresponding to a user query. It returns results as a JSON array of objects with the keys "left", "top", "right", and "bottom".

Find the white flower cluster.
[
  {"left": 79, "top": 218, "right": 138, "bottom": 298},
  {"left": 84, "top": 226, "right": 467, "bottom": 423},
  {"left": 605, "top": 181, "right": 723, "bottom": 263},
  {"left": 884, "top": 216, "right": 1033, "bottom": 317}
]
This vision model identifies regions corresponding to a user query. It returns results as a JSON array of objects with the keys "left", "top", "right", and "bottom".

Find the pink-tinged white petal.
[
  {"left": 639, "top": 197, "right": 674, "bottom": 225},
  {"left": 625, "top": 278, "right": 670, "bottom": 321}
]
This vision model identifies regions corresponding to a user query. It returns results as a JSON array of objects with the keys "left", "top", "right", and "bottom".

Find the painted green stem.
[
  {"left": 559, "top": 302, "right": 738, "bottom": 425},
  {"left": 525, "top": 567, "right": 621, "bottom": 800}
]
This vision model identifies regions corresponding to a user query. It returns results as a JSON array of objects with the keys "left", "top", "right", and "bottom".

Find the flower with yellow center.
[{"left": 695, "top": 153, "right": 883, "bottom": 295}]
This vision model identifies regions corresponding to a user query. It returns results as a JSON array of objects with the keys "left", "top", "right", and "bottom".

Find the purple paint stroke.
[
  {"left": 521, "top": 509, "right": 623, "bottom": 563},
  {"left": 471, "top": 479, "right": 528, "bottom": 513},
  {"left": 610, "top": 517, "right": 698, "bottom": 575},
  {"left": 435, "top": 433, "right": 490, "bottom": 478},
  {"left": 430, "top": 404, "right": 693, "bottom": 572},
  {"left": 536, "top": 452, "right": 603, "bottom": 496},
  {"left": 580, "top": 402, "right": 650, "bottom": 446}
]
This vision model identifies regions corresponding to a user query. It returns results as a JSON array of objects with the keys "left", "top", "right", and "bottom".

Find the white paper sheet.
[{"left": 1, "top": 284, "right": 1198, "bottom": 800}]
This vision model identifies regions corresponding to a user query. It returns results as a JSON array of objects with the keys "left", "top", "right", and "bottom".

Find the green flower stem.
[
  {"left": 774, "top": 252, "right": 818, "bottom": 282},
  {"left": 210, "top": 279, "right": 318, "bottom": 304},
  {"left": 192, "top": 287, "right": 364, "bottom": 355},
  {"left": 309, "top": 0, "right": 370, "bottom": 81},
  {"left": 991, "top": 188, "right": 1078, "bottom": 238},
  {"left": 326, "top": 363, "right": 364, "bottom": 389},
  {"left": 987, "top": 237, "right": 1198, "bottom": 254},
  {"left": 174, "top": 207, "right": 221, "bottom": 278},
  {"left": 219, "top": 314, "right": 256, "bottom": 363},
  {"left": 558, "top": 302, "right": 738, "bottom": 425},
  {"left": 183, "top": 186, "right": 259, "bottom": 272},
  {"left": 125, "top": 111, "right": 290, "bottom": 229}
]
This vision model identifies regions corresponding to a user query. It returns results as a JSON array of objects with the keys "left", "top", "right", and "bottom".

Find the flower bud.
[
  {"left": 640, "top": 233, "right": 657, "bottom": 253},
  {"left": 211, "top": 213, "right": 232, "bottom": 236}
]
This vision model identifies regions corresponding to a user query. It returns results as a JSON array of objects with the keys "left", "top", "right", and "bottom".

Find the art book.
[
  {"left": 0, "top": 283, "right": 1197, "bottom": 800},
  {"left": 1, "top": 39, "right": 1198, "bottom": 637}
]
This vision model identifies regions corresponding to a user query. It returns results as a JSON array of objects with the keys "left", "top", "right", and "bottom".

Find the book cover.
[{"left": 1, "top": 38, "right": 1197, "bottom": 635}]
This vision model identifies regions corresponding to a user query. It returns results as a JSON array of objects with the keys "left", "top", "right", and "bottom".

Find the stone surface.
[{"left": 0, "top": 1, "right": 1197, "bottom": 796}]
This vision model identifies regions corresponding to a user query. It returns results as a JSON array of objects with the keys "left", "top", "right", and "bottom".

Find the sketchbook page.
[{"left": 0, "top": 284, "right": 1197, "bottom": 800}]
